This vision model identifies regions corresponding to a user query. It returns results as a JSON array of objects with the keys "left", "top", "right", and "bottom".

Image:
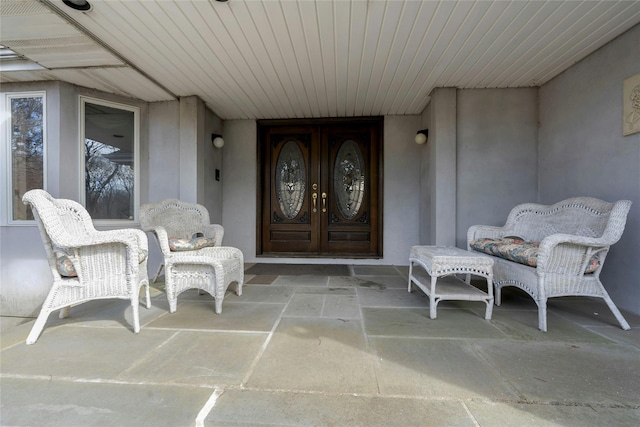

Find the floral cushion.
[
  {"left": 56, "top": 249, "right": 149, "bottom": 278},
  {"left": 470, "top": 237, "right": 600, "bottom": 273},
  {"left": 168, "top": 233, "right": 217, "bottom": 252},
  {"left": 56, "top": 256, "right": 77, "bottom": 277}
]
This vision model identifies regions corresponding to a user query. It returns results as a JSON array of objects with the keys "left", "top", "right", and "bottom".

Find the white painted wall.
[
  {"left": 220, "top": 119, "right": 257, "bottom": 261},
  {"left": 456, "top": 88, "right": 539, "bottom": 249},
  {"left": 221, "top": 116, "right": 423, "bottom": 266},
  {"left": 203, "top": 109, "right": 224, "bottom": 224},
  {"left": 419, "top": 103, "right": 432, "bottom": 245},
  {"left": 419, "top": 88, "right": 538, "bottom": 249},
  {"left": 538, "top": 23, "right": 640, "bottom": 315},
  {"left": 428, "top": 88, "right": 458, "bottom": 246},
  {"left": 148, "top": 101, "right": 180, "bottom": 203}
]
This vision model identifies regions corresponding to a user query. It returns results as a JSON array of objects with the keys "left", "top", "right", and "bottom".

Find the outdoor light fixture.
[
  {"left": 211, "top": 133, "right": 224, "bottom": 148},
  {"left": 415, "top": 129, "right": 428, "bottom": 145},
  {"left": 62, "top": 0, "right": 92, "bottom": 11}
]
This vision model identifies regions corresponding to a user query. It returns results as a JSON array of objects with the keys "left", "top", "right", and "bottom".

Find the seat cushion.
[
  {"left": 168, "top": 235, "right": 217, "bottom": 252},
  {"left": 56, "top": 255, "right": 78, "bottom": 277},
  {"left": 470, "top": 237, "right": 600, "bottom": 273}
]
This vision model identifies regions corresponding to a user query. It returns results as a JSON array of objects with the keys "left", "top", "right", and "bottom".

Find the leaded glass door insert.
[
  {"left": 334, "top": 140, "right": 365, "bottom": 220},
  {"left": 276, "top": 140, "right": 306, "bottom": 219}
]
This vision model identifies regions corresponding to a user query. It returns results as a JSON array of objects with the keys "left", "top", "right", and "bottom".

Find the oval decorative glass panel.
[
  {"left": 275, "top": 140, "right": 306, "bottom": 219},
  {"left": 334, "top": 140, "right": 365, "bottom": 220}
]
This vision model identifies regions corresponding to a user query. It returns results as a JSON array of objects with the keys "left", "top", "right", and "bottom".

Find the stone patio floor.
[{"left": 1, "top": 264, "right": 639, "bottom": 426}]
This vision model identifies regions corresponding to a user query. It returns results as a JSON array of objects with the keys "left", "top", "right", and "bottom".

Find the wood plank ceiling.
[{"left": 1, "top": 0, "right": 640, "bottom": 120}]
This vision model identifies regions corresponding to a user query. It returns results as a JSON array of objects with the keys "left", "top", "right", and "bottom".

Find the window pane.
[
  {"left": 11, "top": 95, "right": 44, "bottom": 221},
  {"left": 84, "top": 102, "right": 135, "bottom": 220}
]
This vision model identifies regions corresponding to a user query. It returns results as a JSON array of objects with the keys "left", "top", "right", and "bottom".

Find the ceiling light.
[{"left": 62, "top": 0, "right": 92, "bottom": 12}]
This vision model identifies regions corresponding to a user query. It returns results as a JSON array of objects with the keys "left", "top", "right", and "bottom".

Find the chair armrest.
[
  {"left": 144, "top": 225, "right": 171, "bottom": 255},
  {"left": 98, "top": 228, "right": 149, "bottom": 253},
  {"left": 537, "top": 233, "right": 609, "bottom": 275},
  {"left": 202, "top": 224, "right": 224, "bottom": 245},
  {"left": 55, "top": 231, "right": 146, "bottom": 280}
]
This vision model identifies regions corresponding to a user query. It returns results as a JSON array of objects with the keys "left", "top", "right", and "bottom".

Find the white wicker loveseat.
[
  {"left": 467, "top": 197, "right": 632, "bottom": 332},
  {"left": 140, "top": 199, "right": 244, "bottom": 314},
  {"left": 22, "top": 189, "right": 150, "bottom": 345}
]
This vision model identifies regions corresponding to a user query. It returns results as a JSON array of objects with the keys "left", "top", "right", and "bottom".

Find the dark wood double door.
[{"left": 257, "top": 117, "right": 383, "bottom": 258}]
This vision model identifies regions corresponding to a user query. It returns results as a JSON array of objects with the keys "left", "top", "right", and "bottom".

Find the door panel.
[
  {"left": 258, "top": 118, "right": 382, "bottom": 258},
  {"left": 321, "top": 125, "right": 379, "bottom": 256},
  {"left": 261, "top": 127, "right": 318, "bottom": 254}
]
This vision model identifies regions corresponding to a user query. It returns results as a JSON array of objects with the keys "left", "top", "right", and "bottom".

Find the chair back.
[
  {"left": 507, "top": 197, "right": 632, "bottom": 244},
  {"left": 140, "top": 199, "right": 211, "bottom": 238},
  {"left": 22, "top": 189, "right": 97, "bottom": 278},
  {"left": 24, "top": 189, "right": 98, "bottom": 244}
]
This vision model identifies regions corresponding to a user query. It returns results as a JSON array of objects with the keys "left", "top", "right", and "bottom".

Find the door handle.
[
  {"left": 312, "top": 193, "right": 317, "bottom": 212},
  {"left": 322, "top": 192, "right": 327, "bottom": 213}
]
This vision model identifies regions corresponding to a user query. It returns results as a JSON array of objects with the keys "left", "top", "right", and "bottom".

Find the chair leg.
[
  {"left": 144, "top": 281, "right": 151, "bottom": 309},
  {"left": 215, "top": 298, "right": 223, "bottom": 314},
  {"left": 538, "top": 299, "right": 548, "bottom": 332},
  {"left": 168, "top": 298, "right": 177, "bottom": 313},
  {"left": 494, "top": 285, "right": 502, "bottom": 306},
  {"left": 152, "top": 264, "right": 164, "bottom": 283},
  {"left": 26, "top": 308, "right": 53, "bottom": 345},
  {"left": 59, "top": 306, "right": 71, "bottom": 319},
  {"left": 603, "top": 295, "right": 631, "bottom": 330},
  {"left": 236, "top": 280, "right": 243, "bottom": 296},
  {"left": 131, "top": 300, "right": 141, "bottom": 334}
]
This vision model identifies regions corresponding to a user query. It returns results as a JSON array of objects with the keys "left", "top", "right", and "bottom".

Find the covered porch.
[{"left": 2, "top": 264, "right": 639, "bottom": 426}]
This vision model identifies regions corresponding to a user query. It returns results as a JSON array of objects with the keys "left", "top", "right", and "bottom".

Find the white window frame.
[
  {"left": 1, "top": 91, "right": 47, "bottom": 226},
  {"left": 79, "top": 96, "right": 140, "bottom": 225}
]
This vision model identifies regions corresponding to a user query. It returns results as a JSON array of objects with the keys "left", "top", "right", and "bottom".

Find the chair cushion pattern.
[
  {"left": 168, "top": 235, "right": 217, "bottom": 252},
  {"left": 56, "top": 255, "right": 77, "bottom": 277},
  {"left": 56, "top": 249, "right": 149, "bottom": 277},
  {"left": 470, "top": 237, "right": 600, "bottom": 273}
]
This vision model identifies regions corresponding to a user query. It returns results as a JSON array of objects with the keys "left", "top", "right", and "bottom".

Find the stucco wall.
[
  {"left": 456, "top": 88, "right": 539, "bottom": 249},
  {"left": 148, "top": 101, "right": 180, "bottom": 203},
  {"left": 203, "top": 109, "right": 224, "bottom": 224},
  {"left": 419, "top": 103, "right": 432, "bottom": 245},
  {"left": 538, "top": 23, "right": 640, "bottom": 315},
  {"left": 221, "top": 116, "right": 422, "bottom": 266},
  {"left": 428, "top": 88, "right": 458, "bottom": 246}
]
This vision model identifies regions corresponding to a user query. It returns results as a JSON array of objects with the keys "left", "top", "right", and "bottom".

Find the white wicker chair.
[
  {"left": 467, "top": 197, "right": 632, "bottom": 332},
  {"left": 22, "top": 189, "right": 150, "bottom": 345},
  {"left": 140, "top": 199, "right": 243, "bottom": 314}
]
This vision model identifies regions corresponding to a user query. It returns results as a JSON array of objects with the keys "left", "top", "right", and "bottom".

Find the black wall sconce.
[
  {"left": 415, "top": 129, "right": 428, "bottom": 145},
  {"left": 211, "top": 133, "right": 224, "bottom": 148}
]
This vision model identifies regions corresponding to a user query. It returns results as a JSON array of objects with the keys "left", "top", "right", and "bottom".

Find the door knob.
[{"left": 321, "top": 192, "right": 327, "bottom": 213}]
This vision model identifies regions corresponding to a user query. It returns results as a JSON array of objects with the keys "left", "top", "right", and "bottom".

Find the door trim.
[{"left": 256, "top": 117, "right": 384, "bottom": 258}]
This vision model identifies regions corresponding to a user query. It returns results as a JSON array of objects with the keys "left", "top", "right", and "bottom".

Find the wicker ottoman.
[{"left": 408, "top": 246, "right": 494, "bottom": 320}]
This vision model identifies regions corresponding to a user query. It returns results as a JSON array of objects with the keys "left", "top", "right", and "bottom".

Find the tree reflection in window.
[
  {"left": 10, "top": 94, "right": 44, "bottom": 221},
  {"left": 84, "top": 139, "right": 133, "bottom": 219},
  {"left": 83, "top": 101, "right": 135, "bottom": 220}
]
